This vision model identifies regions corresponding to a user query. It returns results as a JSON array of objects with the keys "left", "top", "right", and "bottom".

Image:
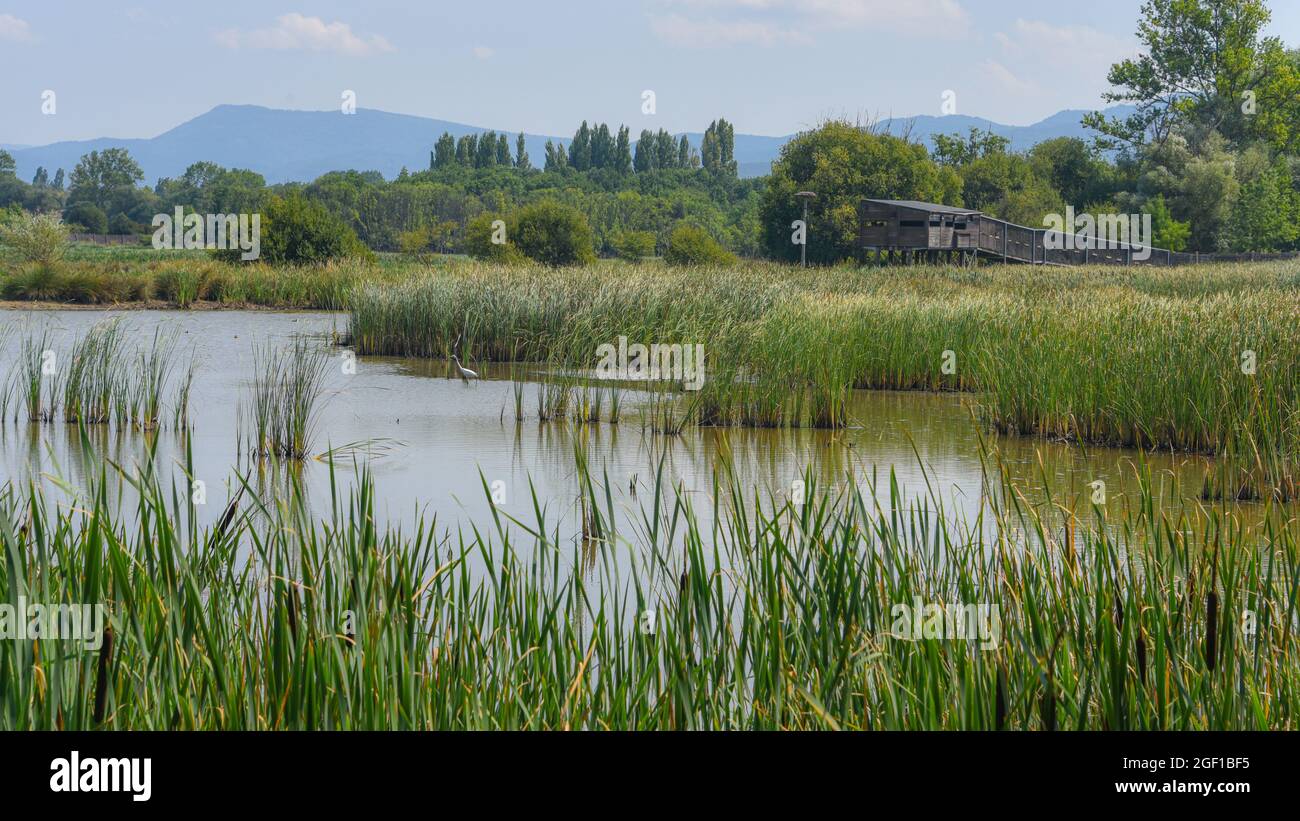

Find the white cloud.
[
  {"left": 978, "top": 59, "right": 1037, "bottom": 96},
  {"left": 994, "top": 19, "right": 1134, "bottom": 80},
  {"left": 214, "top": 13, "right": 395, "bottom": 57},
  {"left": 650, "top": 0, "right": 970, "bottom": 46},
  {"left": 651, "top": 14, "right": 810, "bottom": 46},
  {"left": 0, "top": 13, "right": 33, "bottom": 41},
  {"left": 472, "top": 45, "right": 494, "bottom": 59}
]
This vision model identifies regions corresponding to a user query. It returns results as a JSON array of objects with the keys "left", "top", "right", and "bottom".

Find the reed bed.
[
  {"left": 2, "top": 441, "right": 1298, "bottom": 730},
  {"left": 349, "top": 259, "right": 1300, "bottom": 493},
  {"left": 0, "top": 255, "right": 401, "bottom": 309},
  {"left": 3, "top": 321, "right": 193, "bottom": 429},
  {"left": 241, "top": 338, "right": 331, "bottom": 460}
]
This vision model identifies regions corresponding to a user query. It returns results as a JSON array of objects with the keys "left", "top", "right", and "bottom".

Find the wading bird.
[{"left": 451, "top": 355, "right": 479, "bottom": 382}]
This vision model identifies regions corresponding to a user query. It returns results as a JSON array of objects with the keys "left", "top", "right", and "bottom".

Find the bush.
[
  {"left": 464, "top": 213, "right": 526, "bottom": 264},
  {"left": 0, "top": 211, "right": 71, "bottom": 265},
  {"left": 612, "top": 230, "right": 657, "bottom": 260},
  {"left": 229, "top": 192, "right": 373, "bottom": 265},
  {"left": 108, "top": 212, "right": 145, "bottom": 236},
  {"left": 510, "top": 201, "right": 596, "bottom": 266},
  {"left": 63, "top": 202, "right": 108, "bottom": 234},
  {"left": 664, "top": 223, "right": 736, "bottom": 266}
]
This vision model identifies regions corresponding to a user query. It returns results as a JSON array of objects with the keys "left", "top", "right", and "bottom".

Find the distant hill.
[{"left": 7, "top": 104, "right": 1135, "bottom": 185}]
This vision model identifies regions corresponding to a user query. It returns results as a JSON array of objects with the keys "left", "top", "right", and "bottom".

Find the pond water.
[{"left": 0, "top": 309, "right": 1276, "bottom": 556}]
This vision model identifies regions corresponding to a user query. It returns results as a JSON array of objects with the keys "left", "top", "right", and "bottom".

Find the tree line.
[{"left": 3, "top": 1, "right": 1298, "bottom": 263}]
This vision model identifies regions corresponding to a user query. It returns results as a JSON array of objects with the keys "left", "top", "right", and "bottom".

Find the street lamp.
[{"left": 796, "top": 191, "right": 816, "bottom": 267}]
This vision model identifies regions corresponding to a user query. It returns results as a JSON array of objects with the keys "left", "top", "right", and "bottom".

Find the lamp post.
[{"left": 796, "top": 191, "right": 816, "bottom": 267}]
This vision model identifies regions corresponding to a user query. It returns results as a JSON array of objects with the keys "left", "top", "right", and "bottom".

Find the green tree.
[
  {"left": 1222, "top": 152, "right": 1299, "bottom": 250},
  {"left": 664, "top": 223, "right": 735, "bottom": 266},
  {"left": 515, "top": 133, "right": 531, "bottom": 170},
  {"left": 69, "top": 149, "right": 144, "bottom": 212},
  {"left": 464, "top": 212, "right": 525, "bottom": 263},
  {"left": 569, "top": 122, "right": 593, "bottom": 171},
  {"left": 1028, "top": 137, "right": 1108, "bottom": 207},
  {"left": 930, "top": 128, "right": 1010, "bottom": 167},
  {"left": 510, "top": 200, "right": 596, "bottom": 265},
  {"left": 31, "top": 167, "right": 48, "bottom": 188},
  {"left": 613, "top": 127, "right": 632, "bottom": 174},
  {"left": 612, "top": 229, "right": 656, "bottom": 259},
  {"left": 63, "top": 202, "right": 108, "bottom": 234},
  {"left": 759, "top": 120, "right": 957, "bottom": 263},
  {"left": 1084, "top": 0, "right": 1300, "bottom": 151},
  {"left": 544, "top": 140, "right": 567, "bottom": 171},
  {"left": 0, "top": 150, "right": 14, "bottom": 176},
  {"left": 0, "top": 210, "right": 70, "bottom": 265},
  {"left": 634, "top": 130, "right": 655, "bottom": 172},
  {"left": 248, "top": 192, "right": 372, "bottom": 264},
  {"left": 433, "top": 133, "right": 456, "bottom": 169},
  {"left": 1144, "top": 193, "right": 1191, "bottom": 250},
  {"left": 702, "top": 118, "right": 737, "bottom": 175}
]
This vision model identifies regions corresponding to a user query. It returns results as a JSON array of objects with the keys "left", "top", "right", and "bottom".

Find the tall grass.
[
  {"left": 1, "top": 440, "right": 1297, "bottom": 730},
  {"left": 4, "top": 321, "right": 192, "bottom": 430},
  {"left": 349, "top": 260, "right": 1300, "bottom": 492},
  {"left": 243, "top": 338, "right": 331, "bottom": 460}
]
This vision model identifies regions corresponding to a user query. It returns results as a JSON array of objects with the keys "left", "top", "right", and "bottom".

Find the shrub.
[
  {"left": 63, "top": 202, "right": 109, "bottom": 234},
  {"left": 612, "top": 230, "right": 657, "bottom": 260},
  {"left": 108, "top": 212, "right": 146, "bottom": 236},
  {"left": 0, "top": 211, "right": 71, "bottom": 265},
  {"left": 227, "top": 192, "right": 373, "bottom": 265},
  {"left": 464, "top": 213, "right": 526, "bottom": 264},
  {"left": 1, "top": 262, "right": 66, "bottom": 300},
  {"left": 664, "top": 223, "right": 736, "bottom": 266},
  {"left": 510, "top": 201, "right": 596, "bottom": 266}
]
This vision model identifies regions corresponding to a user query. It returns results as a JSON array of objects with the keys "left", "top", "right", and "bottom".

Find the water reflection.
[{"left": 0, "top": 309, "right": 1288, "bottom": 555}]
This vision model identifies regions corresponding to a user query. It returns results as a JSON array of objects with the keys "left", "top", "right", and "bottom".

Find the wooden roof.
[{"left": 863, "top": 199, "right": 982, "bottom": 216}]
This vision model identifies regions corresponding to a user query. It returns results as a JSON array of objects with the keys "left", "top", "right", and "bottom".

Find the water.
[{"left": 0, "top": 309, "right": 1276, "bottom": 553}]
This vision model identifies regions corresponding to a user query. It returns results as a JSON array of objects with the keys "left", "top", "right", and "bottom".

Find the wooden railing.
[{"left": 974, "top": 215, "right": 1299, "bottom": 266}]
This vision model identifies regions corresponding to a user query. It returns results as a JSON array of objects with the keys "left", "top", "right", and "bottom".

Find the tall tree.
[
  {"left": 497, "top": 133, "right": 511, "bottom": 166},
  {"left": 433, "top": 132, "right": 456, "bottom": 169},
  {"left": 32, "top": 167, "right": 48, "bottom": 187},
  {"left": 455, "top": 135, "right": 475, "bottom": 166},
  {"left": 69, "top": 148, "right": 144, "bottom": 211},
  {"left": 655, "top": 130, "right": 676, "bottom": 169},
  {"left": 1084, "top": 0, "right": 1300, "bottom": 151},
  {"left": 476, "top": 131, "right": 498, "bottom": 167},
  {"left": 0, "top": 149, "right": 14, "bottom": 176},
  {"left": 591, "top": 123, "right": 614, "bottom": 170},
  {"left": 569, "top": 121, "right": 593, "bottom": 171},
  {"left": 634, "top": 130, "right": 655, "bottom": 172},
  {"left": 515, "top": 133, "right": 531, "bottom": 170},
  {"left": 544, "top": 140, "right": 568, "bottom": 171},
  {"left": 614, "top": 126, "right": 632, "bottom": 174}
]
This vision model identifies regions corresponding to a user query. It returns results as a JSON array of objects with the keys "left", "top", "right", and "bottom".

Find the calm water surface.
[{"left": 0, "top": 309, "right": 1278, "bottom": 556}]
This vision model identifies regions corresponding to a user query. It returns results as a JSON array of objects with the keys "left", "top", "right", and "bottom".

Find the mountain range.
[{"left": 5, "top": 104, "right": 1135, "bottom": 185}]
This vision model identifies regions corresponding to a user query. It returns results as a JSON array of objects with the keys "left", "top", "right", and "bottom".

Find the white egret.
[{"left": 451, "top": 355, "right": 479, "bottom": 382}]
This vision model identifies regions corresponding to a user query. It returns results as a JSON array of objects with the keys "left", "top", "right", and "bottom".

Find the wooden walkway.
[{"left": 972, "top": 215, "right": 1298, "bottom": 267}]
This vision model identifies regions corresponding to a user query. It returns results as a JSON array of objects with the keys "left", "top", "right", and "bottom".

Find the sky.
[{"left": 1, "top": 0, "right": 1298, "bottom": 146}]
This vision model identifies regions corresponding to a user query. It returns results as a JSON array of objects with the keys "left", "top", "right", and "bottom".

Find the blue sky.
[{"left": 2, "top": 0, "right": 1298, "bottom": 145}]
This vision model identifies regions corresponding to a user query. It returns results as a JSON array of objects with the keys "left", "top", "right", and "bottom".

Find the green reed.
[
  {"left": 1, "top": 436, "right": 1298, "bottom": 730},
  {"left": 243, "top": 338, "right": 331, "bottom": 460},
  {"left": 348, "top": 259, "right": 1300, "bottom": 493}
]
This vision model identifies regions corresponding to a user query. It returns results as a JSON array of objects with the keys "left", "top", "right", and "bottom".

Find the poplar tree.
[{"left": 515, "top": 133, "right": 531, "bottom": 169}]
